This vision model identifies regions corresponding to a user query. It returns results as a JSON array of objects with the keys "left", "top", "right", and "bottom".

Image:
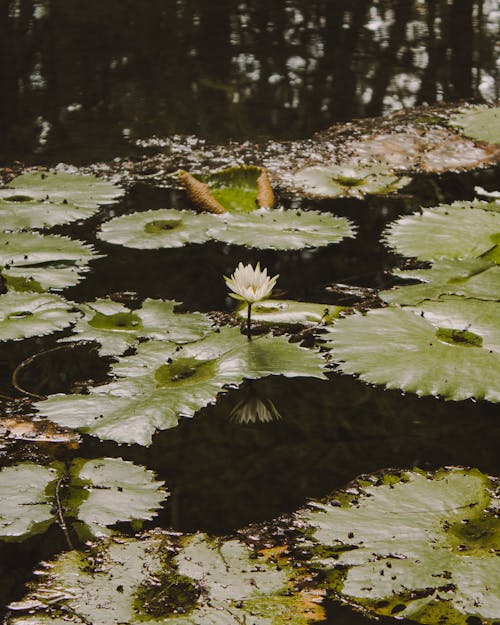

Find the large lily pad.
[
  {"left": 325, "top": 299, "right": 500, "bottom": 401},
  {"left": 450, "top": 105, "right": 500, "bottom": 145},
  {"left": 0, "top": 231, "right": 102, "bottom": 291},
  {"left": 237, "top": 299, "right": 345, "bottom": 325},
  {"left": 298, "top": 467, "right": 500, "bottom": 625},
  {"left": 0, "top": 292, "right": 79, "bottom": 340},
  {"left": 208, "top": 208, "right": 356, "bottom": 250},
  {"left": 36, "top": 327, "right": 327, "bottom": 445},
  {"left": 292, "top": 164, "right": 411, "bottom": 199},
  {"left": 98, "top": 208, "right": 215, "bottom": 249},
  {"left": 0, "top": 458, "right": 166, "bottom": 542},
  {"left": 59, "top": 298, "right": 212, "bottom": 355},
  {"left": 8, "top": 532, "right": 322, "bottom": 625},
  {"left": 383, "top": 201, "right": 500, "bottom": 263},
  {"left": 381, "top": 259, "right": 500, "bottom": 305}
]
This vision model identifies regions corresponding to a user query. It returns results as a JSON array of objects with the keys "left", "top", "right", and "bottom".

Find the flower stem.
[{"left": 246, "top": 302, "right": 252, "bottom": 340}]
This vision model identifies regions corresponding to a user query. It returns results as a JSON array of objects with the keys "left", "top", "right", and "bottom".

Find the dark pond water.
[{"left": 0, "top": 1, "right": 499, "bottom": 623}]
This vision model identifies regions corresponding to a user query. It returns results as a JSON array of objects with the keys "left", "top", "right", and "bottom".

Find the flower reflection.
[{"left": 230, "top": 390, "right": 282, "bottom": 425}]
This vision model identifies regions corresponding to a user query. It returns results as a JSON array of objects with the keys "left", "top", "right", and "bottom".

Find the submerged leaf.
[
  {"left": 292, "top": 164, "right": 411, "bottom": 198},
  {"left": 383, "top": 201, "right": 500, "bottom": 263},
  {"left": 0, "top": 231, "right": 102, "bottom": 291},
  {"left": 37, "top": 327, "right": 327, "bottom": 445},
  {"left": 450, "top": 105, "right": 500, "bottom": 145},
  {"left": 237, "top": 299, "right": 344, "bottom": 325},
  {"left": 0, "top": 292, "right": 79, "bottom": 340},
  {"left": 208, "top": 208, "right": 355, "bottom": 250},
  {"left": 59, "top": 298, "right": 212, "bottom": 355},
  {"left": 325, "top": 300, "right": 500, "bottom": 401},
  {"left": 298, "top": 467, "right": 500, "bottom": 625}
]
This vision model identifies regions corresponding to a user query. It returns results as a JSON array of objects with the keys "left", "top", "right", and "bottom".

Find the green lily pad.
[
  {"left": 0, "top": 458, "right": 166, "bottom": 542},
  {"left": 200, "top": 165, "right": 273, "bottom": 212},
  {"left": 0, "top": 231, "right": 102, "bottom": 291},
  {"left": 383, "top": 201, "right": 500, "bottom": 263},
  {"left": 292, "top": 164, "right": 411, "bottom": 199},
  {"left": 98, "top": 208, "right": 216, "bottom": 249},
  {"left": 0, "top": 292, "right": 79, "bottom": 340},
  {"left": 7, "top": 532, "right": 322, "bottom": 625},
  {"left": 59, "top": 298, "right": 212, "bottom": 355},
  {"left": 381, "top": 259, "right": 500, "bottom": 305},
  {"left": 298, "top": 467, "right": 500, "bottom": 625},
  {"left": 450, "top": 105, "right": 500, "bottom": 145},
  {"left": 325, "top": 299, "right": 500, "bottom": 401},
  {"left": 208, "top": 208, "right": 356, "bottom": 250},
  {"left": 237, "top": 299, "right": 345, "bottom": 325},
  {"left": 36, "top": 327, "right": 327, "bottom": 445}
]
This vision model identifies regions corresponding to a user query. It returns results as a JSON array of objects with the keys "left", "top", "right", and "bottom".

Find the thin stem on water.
[{"left": 246, "top": 302, "right": 252, "bottom": 340}]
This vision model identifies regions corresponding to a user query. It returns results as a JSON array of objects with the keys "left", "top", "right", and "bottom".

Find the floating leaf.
[
  {"left": 298, "top": 467, "right": 500, "bottom": 625},
  {"left": 8, "top": 532, "right": 322, "bottom": 625},
  {"left": 98, "top": 208, "right": 215, "bottom": 249},
  {"left": 208, "top": 208, "right": 355, "bottom": 250},
  {"left": 0, "top": 292, "right": 79, "bottom": 340},
  {"left": 292, "top": 164, "right": 411, "bottom": 199},
  {"left": 381, "top": 259, "right": 500, "bottom": 305},
  {"left": 37, "top": 327, "right": 327, "bottom": 445},
  {"left": 383, "top": 201, "right": 500, "bottom": 263},
  {"left": 0, "top": 458, "right": 166, "bottom": 542},
  {"left": 450, "top": 105, "right": 500, "bottom": 145},
  {"left": 59, "top": 298, "right": 212, "bottom": 355},
  {"left": 325, "top": 300, "right": 500, "bottom": 401},
  {"left": 237, "top": 299, "right": 345, "bottom": 325},
  {"left": 0, "top": 231, "right": 102, "bottom": 291}
]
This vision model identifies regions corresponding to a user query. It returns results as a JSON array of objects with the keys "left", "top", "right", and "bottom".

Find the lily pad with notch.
[
  {"left": 236, "top": 299, "right": 345, "bottom": 326},
  {"left": 449, "top": 105, "right": 500, "bottom": 145},
  {"left": 325, "top": 299, "right": 500, "bottom": 401},
  {"left": 297, "top": 466, "right": 500, "bottom": 625},
  {"left": 36, "top": 326, "right": 328, "bottom": 445}
]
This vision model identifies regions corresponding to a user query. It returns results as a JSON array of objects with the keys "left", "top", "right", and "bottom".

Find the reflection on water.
[{"left": 0, "top": 0, "right": 498, "bottom": 163}]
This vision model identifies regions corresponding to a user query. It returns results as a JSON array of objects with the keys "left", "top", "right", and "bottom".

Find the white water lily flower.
[{"left": 224, "top": 262, "right": 279, "bottom": 304}]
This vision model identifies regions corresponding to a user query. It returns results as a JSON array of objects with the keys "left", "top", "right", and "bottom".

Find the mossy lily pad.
[
  {"left": 298, "top": 467, "right": 500, "bottom": 625},
  {"left": 0, "top": 171, "right": 124, "bottom": 230},
  {"left": 450, "top": 105, "right": 500, "bottom": 145},
  {"left": 381, "top": 259, "right": 500, "bottom": 305},
  {"left": 325, "top": 299, "right": 500, "bottom": 401},
  {"left": 36, "top": 327, "right": 327, "bottom": 445},
  {"left": 0, "top": 458, "right": 167, "bottom": 542},
  {"left": 383, "top": 201, "right": 500, "bottom": 263},
  {"left": 292, "top": 164, "right": 411, "bottom": 199},
  {"left": 208, "top": 208, "right": 355, "bottom": 250},
  {"left": 0, "top": 231, "right": 102, "bottom": 291},
  {"left": 237, "top": 299, "right": 345, "bottom": 325},
  {"left": 7, "top": 532, "right": 323, "bottom": 625},
  {"left": 59, "top": 298, "right": 212, "bottom": 356},
  {"left": 0, "top": 292, "right": 79, "bottom": 340}
]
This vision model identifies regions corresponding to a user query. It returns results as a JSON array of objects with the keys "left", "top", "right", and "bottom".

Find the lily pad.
[
  {"left": 36, "top": 327, "right": 327, "bottom": 445},
  {"left": 381, "top": 259, "right": 500, "bottom": 305},
  {"left": 7, "top": 532, "right": 322, "bottom": 625},
  {"left": 208, "top": 208, "right": 356, "bottom": 250},
  {"left": 298, "top": 467, "right": 500, "bottom": 625},
  {"left": 98, "top": 208, "right": 215, "bottom": 249},
  {"left": 0, "top": 231, "right": 102, "bottom": 291},
  {"left": 0, "top": 292, "right": 79, "bottom": 340},
  {"left": 0, "top": 458, "right": 166, "bottom": 542},
  {"left": 383, "top": 201, "right": 500, "bottom": 263},
  {"left": 450, "top": 105, "right": 500, "bottom": 145},
  {"left": 237, "top": 299, "right": 345, "bottom": 325},
  {"left": 292, "top": 164, "right": 411, "bottom": 199},
  {"left": 325, "top": 299, "right": 500, "bottom": 401},
  {"left": 59, "top": 298, "right": 212, "bottom": 356}
]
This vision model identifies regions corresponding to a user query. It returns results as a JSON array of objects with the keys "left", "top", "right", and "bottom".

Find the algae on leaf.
[
  {"left": 37, "top": 327, "right": 327, "bottom": 445},
  {"left": 298, "top": 467, "right": 500, "bottom": 625},
  {"left": 325, "top": 301, "right": 500, "bottom": 401},
  {"left": 450, "top": 105, "right": 500, "bottom": 145}
]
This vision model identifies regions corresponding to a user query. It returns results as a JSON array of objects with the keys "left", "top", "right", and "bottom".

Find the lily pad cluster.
[
  {"left": 98, "top": 207, "right": 355, "bottom": 250},
  {"left": 37, "top": 326, "right": 327, "bottom": 445},
  {"left": 0, "top": 458, "right": 167, "bottom": 541},
  {"left": 325, "top": 199, "right": 500, "bottom": 402}
]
